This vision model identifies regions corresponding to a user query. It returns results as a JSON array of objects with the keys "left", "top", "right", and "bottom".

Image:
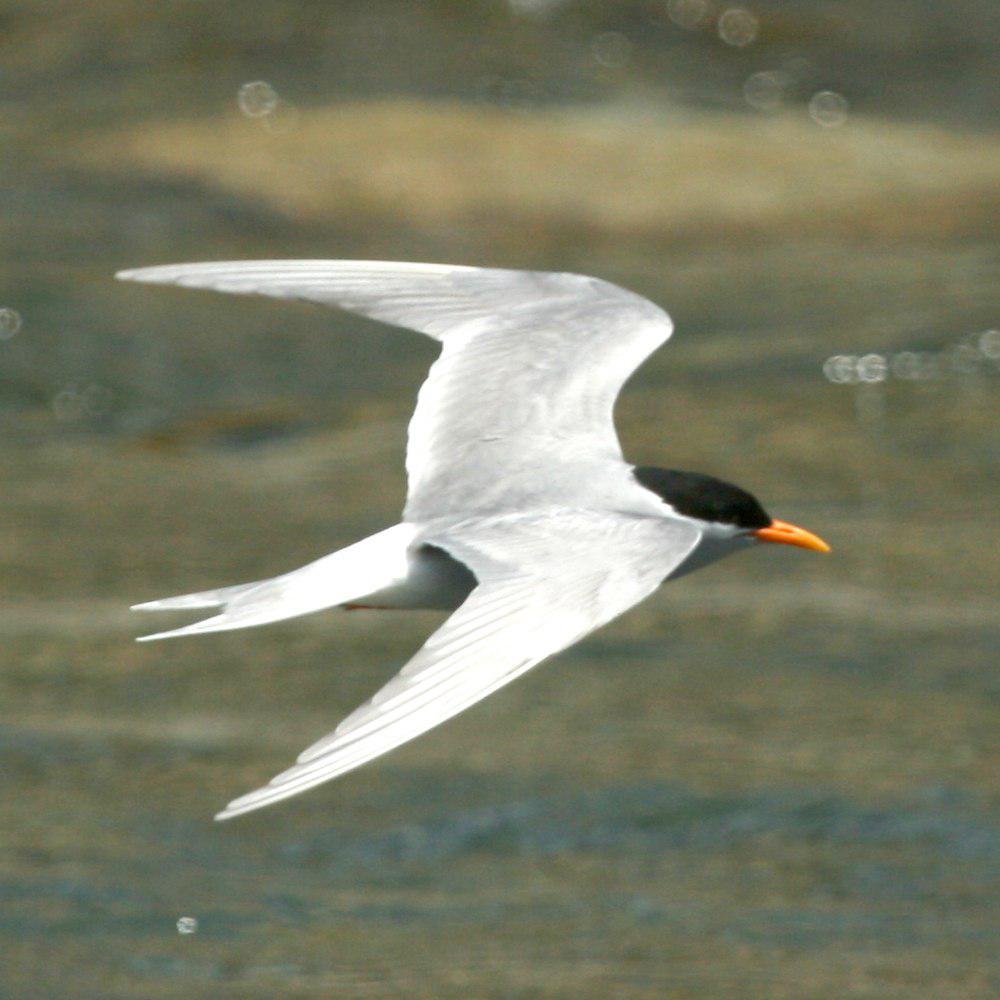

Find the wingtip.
[
  {"left": 130, "top": 598, "right": 208, "bottom": 612},
  {"left": 116, "top": 265, "right": 180, "bottom": 284},
  {"left": 135, "top": 624, "right": 195, "bottom": 642},
  {"left": 213, "top": 795, "right": 260, "bottom": 822}
]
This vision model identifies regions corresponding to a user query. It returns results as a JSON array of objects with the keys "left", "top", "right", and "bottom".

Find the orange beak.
[{"left": 752, "top": 519, "right": 831, "bottom": 553}]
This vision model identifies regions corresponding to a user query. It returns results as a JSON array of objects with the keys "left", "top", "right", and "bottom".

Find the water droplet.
[
  {"left": 238, "top": 81, "right": 279, "bottom": 118},
  {"left": 591, "top": 31, "right": 632, "bottom": 69},
  {"left": 667, "top": 0, "right": 710, "bottom": 30},
  {"left": 0, "top": 307, "right": 22, "bottom": 340},
  {"left": 743, "top": 71, "right": 789, "bottom": 112},
  {"left": 717, "top": 8, "right": 759, "bottom": 47},
  {"left": 856, "top": 353, "right": 888, "bottom": 383},
  {"left": 176, "top": 916, "right": 198, "bottom": 935},
  {"left": 809, "top": 90, "right": 849, "bottom": 127},
  {"left": 977, "top": 329, "right": 1000, "bottom": 360}
]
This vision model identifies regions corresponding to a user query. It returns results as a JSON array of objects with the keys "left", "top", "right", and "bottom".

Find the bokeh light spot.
[
  {"left": 977, "top": 329, "right": 1000, "bottom": 360},
  {"left": 717, "top": 8, "right": 759, "bottom": 48},
  {"left": 822, "top": 355, "right": 859, "bottom": 384},
  {"left": 856, "top": 353, "right": 888, "bottom": 383},
  {"left": 0, "top": 307, "right": 22, "bottom": 340},
  {"left": 238, "top": 81, "right": 279, "bottom": 118},
  {"left": 809, "top": 90, "right": 849, "bottom": 127},
  {"left": 51, "top": 384, "right": 114, "bottom": 421},
  {"left": 948, "top": 343, "right": 981, "bottom": 375},
  {"left": 743, "top": 71, "right": 788, "bottom": 112},
  {"left": 507, "top": 0, "right": 566, "bottom": 18},
  {"left": 667, "top": 0, "right": 710, "bottom": 30},
  {"left": 52, "top": 389, "right": 83, "bottom": 421},
  {"left": 592, "top": 32, "right": 632, "bottom": 69}
]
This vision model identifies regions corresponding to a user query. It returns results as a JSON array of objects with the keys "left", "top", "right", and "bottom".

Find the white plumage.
[{"left": 119, "top": 260, "right": 740, "bottom": 820}]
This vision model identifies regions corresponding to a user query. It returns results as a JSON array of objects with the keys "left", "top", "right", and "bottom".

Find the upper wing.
[
  {"left": 116, "top": 261, "right": 673, "bottom": 520},
  {"left": 214, "top": 511, "right": 700, "bottom": 820}
]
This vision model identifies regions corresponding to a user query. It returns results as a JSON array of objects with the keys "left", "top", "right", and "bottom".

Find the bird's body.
[{"left": 119, "top": 260, "right": 829, "bottom": 820}]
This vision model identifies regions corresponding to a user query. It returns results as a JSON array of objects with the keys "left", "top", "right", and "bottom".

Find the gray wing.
[
  {"left": 214, "top": 511, "right": 700, "bottom": 820},
  {"left": 116, "top": 261, "right": 673, "bottom": 520}
]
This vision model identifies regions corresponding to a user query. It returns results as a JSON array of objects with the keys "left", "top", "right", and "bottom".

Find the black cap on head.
[{"left": 634, "top": 466, "right": 771, "bottom": 529}]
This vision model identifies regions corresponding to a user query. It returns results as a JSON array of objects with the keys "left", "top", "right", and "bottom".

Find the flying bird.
[{"left": 118, "top": 261, "right": 829, "bottom": 820}]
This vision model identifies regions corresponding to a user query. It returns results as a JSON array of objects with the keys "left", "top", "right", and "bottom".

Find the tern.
[{"left": 119, "top": 261, "right": 829, "bottom": 820}]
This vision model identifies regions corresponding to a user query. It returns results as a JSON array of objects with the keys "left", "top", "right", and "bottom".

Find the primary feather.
[
  {"left": 117, "top": 261, "right": 672, "bottom": 521},
  {"left": 214, "top": 512, "right": 699, "bottom": 820}
]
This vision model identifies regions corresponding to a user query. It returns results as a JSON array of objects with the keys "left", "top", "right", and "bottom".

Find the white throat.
[{"left": 664, "top": 513, "right": 753, "bottom": 581}]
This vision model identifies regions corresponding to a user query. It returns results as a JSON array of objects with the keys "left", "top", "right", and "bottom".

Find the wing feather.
[
  {"left": 214, "top": 512, "right": 700, "bottom": 821},
  {"left": 117, "top": 261, "right": 673, "bottom": 519}
]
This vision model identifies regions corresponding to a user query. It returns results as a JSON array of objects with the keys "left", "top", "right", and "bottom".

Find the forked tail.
[{"left": 132, "top": 523, "right": 417, "bottom": 641}]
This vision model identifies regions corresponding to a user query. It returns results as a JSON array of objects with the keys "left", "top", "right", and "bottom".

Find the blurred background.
[{"left": 2, "top": 2, "right": 997, "bottom": 996}]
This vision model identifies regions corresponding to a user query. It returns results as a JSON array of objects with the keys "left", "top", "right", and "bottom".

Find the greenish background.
[{"left": 2, "top": 2, "right": 997, "bottom": 996}]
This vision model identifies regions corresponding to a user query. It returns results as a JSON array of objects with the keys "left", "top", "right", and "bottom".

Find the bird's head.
[{"left": 633, "top": 467, "right": 830, "bottom": 553}]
